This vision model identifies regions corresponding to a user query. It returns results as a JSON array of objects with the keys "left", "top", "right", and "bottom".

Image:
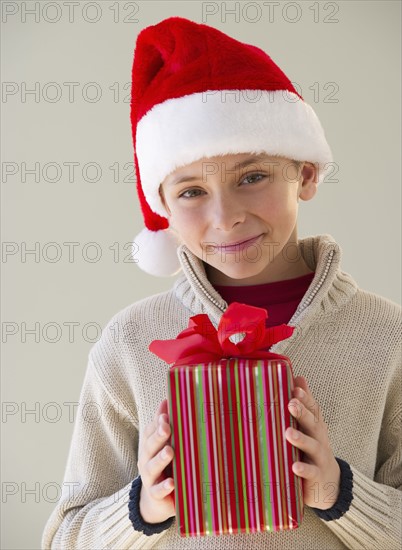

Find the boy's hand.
[
  {"left": 285, "top": 376, "right": 341, "bottom": 510},
  {"left": 137, "top": 398, "right": 176, "bottom": 523}
]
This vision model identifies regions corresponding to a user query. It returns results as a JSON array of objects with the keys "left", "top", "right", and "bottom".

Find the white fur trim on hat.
[
  {"left": 136, "top": 90, "right": 333, "bottom": 218},
  {"left": 132, "top": 227, "right": 182, "bottom": 277}
]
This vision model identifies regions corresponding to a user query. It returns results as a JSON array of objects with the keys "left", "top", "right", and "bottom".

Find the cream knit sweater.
[{"left": 42, "top": 234, "right": 402, "bottom": 550}]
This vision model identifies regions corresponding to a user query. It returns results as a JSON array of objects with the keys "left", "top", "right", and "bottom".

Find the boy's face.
[{"left": 159, "top": 152, "right": 317, "bottom": 285}]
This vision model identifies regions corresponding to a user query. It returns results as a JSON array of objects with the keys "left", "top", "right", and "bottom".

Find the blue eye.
[{"left": 242, "top": 173, "right": 266, "bottom": 185}]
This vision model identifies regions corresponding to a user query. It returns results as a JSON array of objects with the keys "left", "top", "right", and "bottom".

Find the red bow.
[{"left": 149, "top": 302, "right": 295, "bottom": 366}]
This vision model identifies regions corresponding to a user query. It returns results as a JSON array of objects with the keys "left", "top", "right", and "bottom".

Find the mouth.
[{"left": 215, "top": 234, "right": 264, "bottom": 252}]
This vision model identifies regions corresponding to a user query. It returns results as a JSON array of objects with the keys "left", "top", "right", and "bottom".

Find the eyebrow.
[{"left": 168, "top": 154, "right": 274, "bottom": 186}]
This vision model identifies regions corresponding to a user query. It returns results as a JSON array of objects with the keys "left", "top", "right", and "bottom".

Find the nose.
[{"left": 212, "top": 194, "right": 246, "bottom": 232}]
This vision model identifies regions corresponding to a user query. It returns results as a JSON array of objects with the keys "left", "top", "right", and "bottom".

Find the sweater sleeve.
[
  {"left": 319, "top": 368, "right": 402, "bottom": 549},
  {"left": 41, "top": 355, "right": 175, "bottom": 549}
]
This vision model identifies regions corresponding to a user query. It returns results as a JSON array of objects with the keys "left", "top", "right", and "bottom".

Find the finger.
[
  {"left": 289, "top": 399, "right": 330, "bottom": 451},
  {"left": 140, "top": 415, "right": 172, "bottom": 479},
  {"left": 159, "top": 398, "right": 169, "bottom": 417},
  {"left": 292, "top": 376, "right": 318, "bottom": 417},
  {"left": 288, "top": 398, "right": 325, "bottom": 438},
  {"left": 291, "top": 462, "right": 340, "bottom": 509},
  {"left": 143, "top": 444, "right": 175, "bottom": 488},
  {"left": 293, "top": 376, "right": 309, "bottom": 394},
  {"left": 153, "top": 399, "right": 168, "bottom": 425},
  {"left": 144, "top": 399, "right": 169, "bottom": 438},
  {"left": 139, "top": 401, "right": 171, "bottom": 471},
  {"left": 293, "top": 377, "right": 316, "bottom": 408},
  {"left": 285, "top": 427, "right": 320, "bottom": 461},
  {"left": 292, "top": 384, "right": 323, "bottom": 424},
  {"left": 291, "top": 460, "right": 320, "bottom": 480},
  {"left": 147, "top": 476, "right": 175, "bottom": 500}
]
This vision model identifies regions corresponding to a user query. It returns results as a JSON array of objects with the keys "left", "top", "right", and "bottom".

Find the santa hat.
[{"left": 130, "top": 16, "right": 333, "bottom": 277}]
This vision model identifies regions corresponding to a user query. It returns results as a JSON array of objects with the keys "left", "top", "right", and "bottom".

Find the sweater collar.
[{"left": 173, "top": 234, "right": 358, "bottom": 337}]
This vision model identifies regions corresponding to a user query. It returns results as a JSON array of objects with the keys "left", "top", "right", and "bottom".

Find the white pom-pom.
[{"left": 132, "top": 227, "right": 182, "bottom": 277}]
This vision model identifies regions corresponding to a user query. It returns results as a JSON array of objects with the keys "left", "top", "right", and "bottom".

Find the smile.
[{"left": 215, "top": 234, "right": 264, "bottom": 252}]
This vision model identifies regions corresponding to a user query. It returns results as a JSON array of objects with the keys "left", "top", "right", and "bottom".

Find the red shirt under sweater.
[{"left": 212, "top": 272, "right": 315, "bottom": 328}]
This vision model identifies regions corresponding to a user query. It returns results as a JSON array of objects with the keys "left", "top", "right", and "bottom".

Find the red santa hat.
[{"left": 130, "top": 16, "right": 333, "bottom": 277}]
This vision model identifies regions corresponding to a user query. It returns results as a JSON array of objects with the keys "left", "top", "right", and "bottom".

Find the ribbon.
[{"left": 149, "top": 302, "right": 295, "bottom": 366}]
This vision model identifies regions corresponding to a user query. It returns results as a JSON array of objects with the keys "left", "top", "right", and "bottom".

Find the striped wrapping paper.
[{"left": 167, "top": 357, "right": 304, "bottom": 537}]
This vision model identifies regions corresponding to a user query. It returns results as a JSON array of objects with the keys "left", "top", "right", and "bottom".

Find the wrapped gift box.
[{"left": 150, "top": 303, "right": 304, "bottom": 537}]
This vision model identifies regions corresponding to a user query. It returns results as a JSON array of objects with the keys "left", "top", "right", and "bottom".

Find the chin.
[{"left": 210, "top": 260, "right": 268, "bottom": 281}]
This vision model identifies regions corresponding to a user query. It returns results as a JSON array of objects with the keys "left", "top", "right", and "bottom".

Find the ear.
[{"left": 298, "top": 162, "right": 318, "bottom": 201}]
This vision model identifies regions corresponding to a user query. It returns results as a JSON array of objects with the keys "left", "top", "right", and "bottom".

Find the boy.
[{"left": 42, "top": 16, "right": 401, "bottom": 549}]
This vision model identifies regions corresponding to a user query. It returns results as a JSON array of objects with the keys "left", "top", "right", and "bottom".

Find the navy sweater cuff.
[
  {"left": 310, "top": 457, "right": 354, "bottom": 521},
  {"left": 128, "top": 475, "right": 175, "bottom": 536}
]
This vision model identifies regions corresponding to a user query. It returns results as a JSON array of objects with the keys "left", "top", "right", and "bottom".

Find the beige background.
[{"left": 2, "top": 1, "right": 401, "bottom": 548}]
